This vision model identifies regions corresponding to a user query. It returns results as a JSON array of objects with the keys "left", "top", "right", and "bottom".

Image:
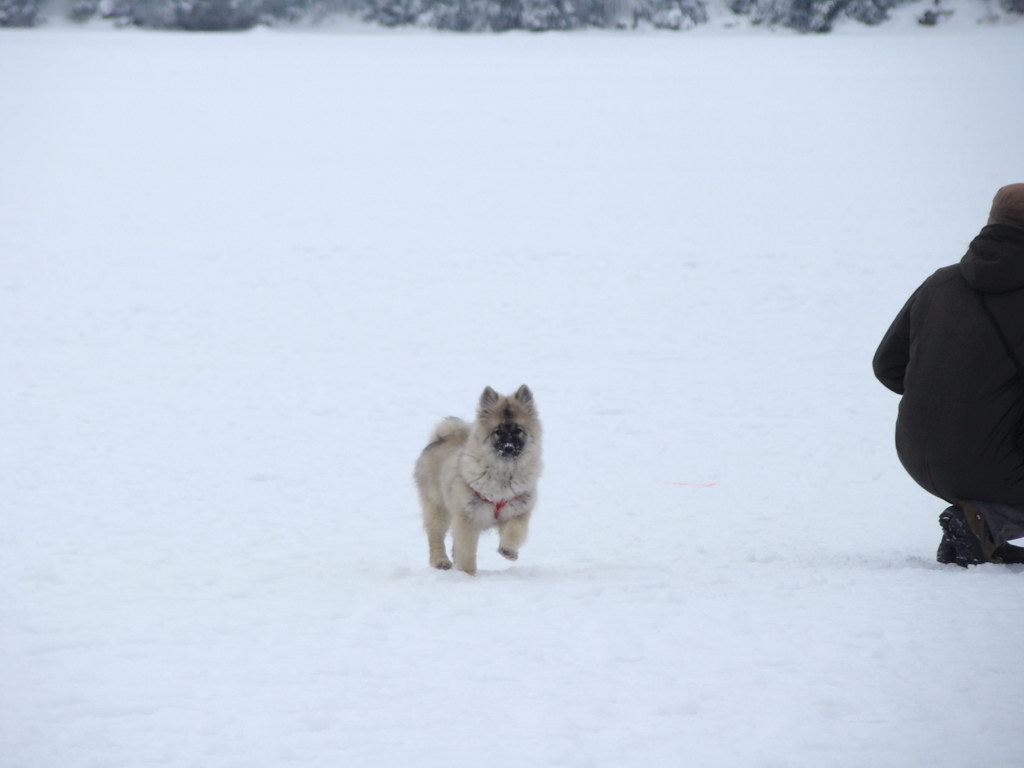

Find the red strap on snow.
[{"left": 469, "top": 486, "right": 524, "bottom": 520}]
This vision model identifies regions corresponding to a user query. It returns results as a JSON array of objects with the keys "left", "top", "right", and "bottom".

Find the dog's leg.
[
  {"left": 423, "top": 503, "right": 452, "bottom": 570},
  {"left": 451, "top": 515, "right": 480, "bottom": 575},
  {"left": 498, "top": 514, "right": 530, "bottom": 561}
]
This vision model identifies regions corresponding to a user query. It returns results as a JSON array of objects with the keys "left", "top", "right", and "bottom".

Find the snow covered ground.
[{"left": 2, "top": 24, "right": 1024, "bottom": 768}]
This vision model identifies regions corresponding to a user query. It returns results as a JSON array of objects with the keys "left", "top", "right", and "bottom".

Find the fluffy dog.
[{"left": 415, "top": 385, "right": 543, "bottom": 575}]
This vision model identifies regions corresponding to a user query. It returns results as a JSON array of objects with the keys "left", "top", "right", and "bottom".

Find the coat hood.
[{"left": 958, "top": 224, "right": 1024, "bottom": 294}]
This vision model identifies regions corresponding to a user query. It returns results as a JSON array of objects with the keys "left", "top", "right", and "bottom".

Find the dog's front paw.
[
  {"left": 498, "top": 546, "right": 518, "bottom": 561},
  {"left": 431, "top": 557, "right": 453, "bottom": 570}
]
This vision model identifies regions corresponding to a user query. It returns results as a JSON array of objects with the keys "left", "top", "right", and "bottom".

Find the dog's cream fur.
[{"left": 414, "top": 385, "right": 543, "bottom": 575}]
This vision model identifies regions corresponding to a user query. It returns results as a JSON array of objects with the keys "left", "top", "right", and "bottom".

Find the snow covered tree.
[
  {"left": 517, "top": 0, "right": 567, "bottom": 29},
  {"left": 68, "top": 0, "right": 99, "bottom": 21},
  {"left": 91, "top": 0, "right": 261, "bottom": 27},
  {"left": 92, "top": 0, "right": 135, "bottom": 24},
  {"left": 631, "top": 0, "right": 706, "bottom": 28},
  {"left": 730, "top": 0, "right": 903, "bottom": 31},
  {"left": 362, "top": 0, "right": 426, "bottom": 25},
  {"left": 260, "top": 0, "right": 317, "bottom": 23},
  {"left": 0, "top": 0, "right": 38, "bottom": 25},
  {"left": 421, "top": 0, "right": 491, "bottom": 29},
  {"left": 789, "top": 0, "right": 848, "bottom": 31},
  {"left": 173, "top": 0, "right": 260, "bottom": 29},
  {"left": 124, "top": 0, "right": 175, "bottom": 25},
  {"left": 487, "top": 0, "right": 522, "bottom": 29}
]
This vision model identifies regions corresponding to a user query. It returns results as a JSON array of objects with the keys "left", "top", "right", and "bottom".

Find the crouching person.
[{"left": 873, "top": 184, "right": 1024, "bottom": 566}]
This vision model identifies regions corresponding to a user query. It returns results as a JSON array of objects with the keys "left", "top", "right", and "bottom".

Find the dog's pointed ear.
[
  {"left": 514, "top": 384, "right": 534, "bottom": 409},
  {"left": 479, "top": 386, "right": 500, "bottom": 414}
]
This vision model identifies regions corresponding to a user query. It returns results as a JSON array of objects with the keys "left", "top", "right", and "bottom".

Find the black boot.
[
  {"left": 938, "top": 506, "right": 986, "bottom": 567},
  {"left": 936, "top": 531, "right": 958, "bottom": 565},
  {"left": 993, "top": 542, "right": 1024, "bottom": 565}
]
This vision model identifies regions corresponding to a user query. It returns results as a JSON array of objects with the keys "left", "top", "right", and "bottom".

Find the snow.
[{"left": 3, "top": 24, "right": 1024, "bottom": 768}]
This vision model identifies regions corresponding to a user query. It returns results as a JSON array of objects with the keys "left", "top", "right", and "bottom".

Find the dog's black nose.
[{"left": 493, "top": 422, "right": 525, "bottom": 458}]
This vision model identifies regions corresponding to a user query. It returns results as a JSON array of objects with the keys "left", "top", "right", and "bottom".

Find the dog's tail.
[{"left": 423, "top": 416, "right": 469, "bottom": 452}]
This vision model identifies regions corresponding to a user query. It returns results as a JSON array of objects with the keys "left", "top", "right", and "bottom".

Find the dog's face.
[
  {"left": 492, "top": 421, "right": 527, "bottom": 459},
  {"left": 477, "top": 385, "right": 539, "bottom": 461}
]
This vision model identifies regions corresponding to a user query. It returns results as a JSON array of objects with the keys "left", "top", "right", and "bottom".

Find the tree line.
[{"left": 2, "top": 0, "right": 1021, "bottom": 33}]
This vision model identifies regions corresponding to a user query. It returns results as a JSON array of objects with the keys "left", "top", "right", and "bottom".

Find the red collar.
[{"left": 469, "top": 486, "right": 524, "bottom": 519}]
